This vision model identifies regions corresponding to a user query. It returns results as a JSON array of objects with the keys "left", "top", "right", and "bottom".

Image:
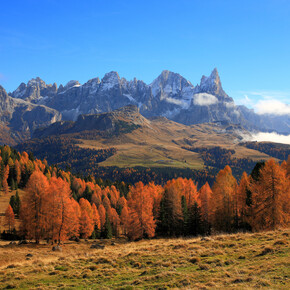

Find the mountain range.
[{"left": 0, "top": 68, "right": 289, "bottom": 146}]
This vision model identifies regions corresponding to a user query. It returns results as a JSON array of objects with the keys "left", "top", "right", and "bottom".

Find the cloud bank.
[
  {"left": 193, "top": 93, "right": 218, "bottom": 106},
  {"left": 165, "top": 97, "right": 185, "bottom": 106},
  {"left": 254, "top": 100, "right": 290, "bottom": 115},
  {"left": 236, "top": 91, "right": 290, "bottom": 116},
  {"left": 248, "top": 132, "right": 290, "bottom": 145}
]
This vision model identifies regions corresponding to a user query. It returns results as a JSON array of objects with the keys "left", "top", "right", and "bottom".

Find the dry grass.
[
  {"left": 76, "top": 120, "right": 271, "bottom": 169},
  {"left": 0, "top": 229, "right": 289, "bottom": 289}
]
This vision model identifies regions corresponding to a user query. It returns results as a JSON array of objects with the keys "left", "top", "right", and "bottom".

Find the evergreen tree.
[
  {"left": 181, "top": 195, "right": 189, "bottom": 235},
  {"left": 103, "top": 213, "right": 113, "bottom": 239},
  {"left": 157, "top": 187, "right": 183, "bottom": 237},
  {"left": 188, "top": 202, "right": 203, "bottom": 236}
]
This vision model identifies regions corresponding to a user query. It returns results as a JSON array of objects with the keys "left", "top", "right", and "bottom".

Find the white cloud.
[
  {"left": 254, "top": 100, "right": 290, "bottom": 115},
  {"left": 165, "top": 97, "right": 185, "bottom": 106},
  {"left": 234, "top": 90, "right": 290, "bottom": 116},
  {"left": 193, "top": 93, "right": 218, "bottom": 106},
  {"left": 248, "top": 132, "right": 290, "bottom": 145}
]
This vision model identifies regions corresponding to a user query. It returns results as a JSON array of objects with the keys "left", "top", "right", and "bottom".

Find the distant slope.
[{"left": 16, "top": 105, "right": 288, "bottom": 182}]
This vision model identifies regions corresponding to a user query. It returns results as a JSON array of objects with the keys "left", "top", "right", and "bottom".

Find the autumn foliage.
[
  {"left": 5, "top": 205, "right": 15, "bottom": 233},
  {"left": 0, "top": 145, "right": 289, "bottom": 242}
]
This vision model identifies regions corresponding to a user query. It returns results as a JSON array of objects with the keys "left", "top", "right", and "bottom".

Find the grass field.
[
  {"left": 77, "top": 119, "right": 271, "bottom": 169},
  {"left": 0, "top": 229, "right": 289, "bottom": 289}
]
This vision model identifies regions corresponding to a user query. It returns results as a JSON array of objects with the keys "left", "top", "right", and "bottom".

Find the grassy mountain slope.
[
  {"left": 16, "top": 106, "right": 288, "bottom": 182},
  {"left": 0, "top": 229, "right": 289, "bottom": 289}
]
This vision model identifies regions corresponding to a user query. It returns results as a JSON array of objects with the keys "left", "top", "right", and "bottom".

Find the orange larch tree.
[
  {"left": 14, "top": 159, "right": 21, "bottom": 185},
  {"left": 79, "top": 198, "right": 94, "bottom": 238},
  {"left": 110, "top": 208, "right": 120, "bottom": 237},
  {"left": 46, "top": 177, "right": 76, "bottom": 243},
  {"left": 127, "top": 208, "right": 143, "bottom": 241},
  {"left": 236, "top": 172, "right": 251, "bottom": 228},
  {"left": 92, "top": 203, "right": 101, "bottom": 231},
  {"left": 2, "top": 164, "right": 9, "bottom": 195},
  {"left": 5, "top": 204, "right": 15, "bottom": 233},
  {"left": 212, "top": 165, "right": 237, "bottom": 232},
  {"left": 127, "top": 182, "right": 156, "bottom": 240},
  {"left": 147, "top": 182, "right": 163, "bottom": 220},
  {"left": 20, "top": 171, "right": 49, "bottom": 243},
  {"left": 79, "top": 210, "right": 94, "bottom": 239},
  {"left": 120, "top": 205, "right": 129, "bottom": 235},
  {"left": 251, "top": 159, "right": 290, "bottom": 231},
  {"left": 98, "top": 204, "right": 106, "bottom": 230},
  {"left": 198, "top": 182, "right": 213, "bottom": 234}
]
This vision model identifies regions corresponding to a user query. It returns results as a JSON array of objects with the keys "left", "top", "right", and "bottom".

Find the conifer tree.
[
  {"left": 20, "top": 171, "right": 49, "bottom": 243},
  {"left": 251, "top": 159, "right": 290, "bottom": 230},
  {"left": 5, "top": 204, "right": 15, "bottom": 233},
  {"left": 188, "top": 202, "right": 203, "bottom": 236},
  {"left": 103, "top": 213, "right": 113, "bottom": 239},
  {"left": 212, "top": 165, "right": 237, "bottom": 232},
  {"left": 198, "top": 182, "right": 213, "bottom": 234},
  {"left": 127, "top": 182, "right": 156, "bottom": 239},
  {"left": 158, "top": 185, "right": 183, "bottom": 237}
]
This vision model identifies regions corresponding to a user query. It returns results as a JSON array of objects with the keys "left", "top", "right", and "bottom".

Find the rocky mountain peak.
[
  {"left": 64, "top": 80, "right": 81, "bottom": 89},
  {"left": 195, "top": 68, "right": 232, "bottom": 101},
  {"left": 83, "top": 77, "right": 101, "bottom": 89},
  {"left": 102, "top": 71, "right": 120, "bottom": 83},
  {"left": 199, "top": 68, "right": 221, "bottom": 90},
  {"left": 100, "top": 71, "right": 121, "bottom": 91},
  {"left": 27, "top": 77, "right": 46, "bottom": 88},
  {"left": 150, "top": 70, "right": 193, "bottom": 98}
]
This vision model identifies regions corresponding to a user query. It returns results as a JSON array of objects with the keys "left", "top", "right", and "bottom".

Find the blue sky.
[{"left": 0, "top": 0, "right": 289, "bottom": 113}]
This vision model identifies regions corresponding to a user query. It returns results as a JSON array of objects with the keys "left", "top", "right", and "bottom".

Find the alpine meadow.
[{"left": 0, "top": 1, "right": 290, "bottom": 289}]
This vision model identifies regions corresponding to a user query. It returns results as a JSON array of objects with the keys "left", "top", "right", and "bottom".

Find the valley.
[{"left": 15, "top": 105, "right": 283, "bottom": 183}]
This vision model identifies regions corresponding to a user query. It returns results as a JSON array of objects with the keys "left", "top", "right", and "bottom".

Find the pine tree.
[
  {"left": 181, "top": 195, "right": 189, "bottom": 235},
  {"left": 157, "top": 185, "right": 183, "bottom": 237},
  {"left": 103, "top": 213, "right": 113, "bottom": 239},
  {"left": 188, "top": 202, "right": 203, "bottom": 236}
]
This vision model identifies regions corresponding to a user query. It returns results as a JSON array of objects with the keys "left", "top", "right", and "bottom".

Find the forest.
[
  {"left": 16, "top": 136, "right": 117, "bottom": 173},
  {"left": 182, "top": 146, "right": 257, "bottom": 177},
  {"left": 242, "top": 141, "right": 290, "bottom": 161},
  {"left": 0, "top": 145, "right": 289, "bottom": 243}
]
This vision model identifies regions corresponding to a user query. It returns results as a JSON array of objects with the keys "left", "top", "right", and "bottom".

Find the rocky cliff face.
[
  {"left": 0, "top": 85, "right": 62, "bottom": 143},
  {"left": 33, "top": 105, "right": 149, "bottom": 138},
  {"left": 4, "top": 68, "right": 290, "bottom": 138}
]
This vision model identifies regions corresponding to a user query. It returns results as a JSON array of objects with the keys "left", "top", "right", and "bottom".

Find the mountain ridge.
[{"left": 0, "top": 69, "right": 289, "bottom": 146}]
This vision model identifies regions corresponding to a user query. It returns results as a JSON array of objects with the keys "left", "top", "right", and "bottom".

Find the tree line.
[{"left": 0, "top": 145, "right": 289, "bottom": 242}]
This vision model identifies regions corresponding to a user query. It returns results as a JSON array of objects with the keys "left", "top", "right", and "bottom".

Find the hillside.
[
  {"left": 16, "top": 105, "right": 288, "bottom": 183},
  {"left": 0, "top": 230, "right": 289, "bottom": 289}
]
